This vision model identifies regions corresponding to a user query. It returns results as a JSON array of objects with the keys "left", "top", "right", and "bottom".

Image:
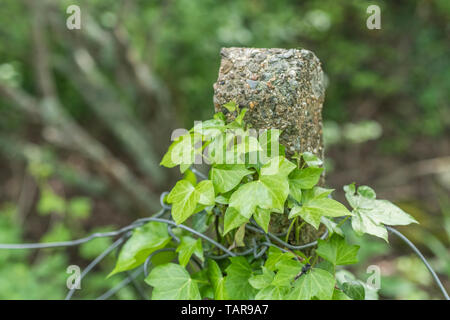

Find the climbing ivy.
[{"left": 111, "top": 103, "right": 418, "bottom": 300}]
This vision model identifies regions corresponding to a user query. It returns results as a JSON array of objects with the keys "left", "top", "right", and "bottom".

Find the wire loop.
[{"left": 0, "top": 192, "right": 447, "bottom": 300}]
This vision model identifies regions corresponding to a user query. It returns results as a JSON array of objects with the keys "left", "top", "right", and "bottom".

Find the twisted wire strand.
[
  {"left": 167, "top": 225, "right": 180, "bottom": 243},
  {"left": 206, "top": 247, "right": 254, "bottom": 260},
  {"left": 114, "top": 240, "right": 148, "bottom": 300},
  {"left": 139, "top": 217, "right": 236, "bottom": 257},
  {"left": 245, "top": 224, "right": 329, "bottom": 250},
  {"left": 190, "top": 168, "right": 208, "bottom": 180},
  {"left": 261, "top": 242, "right": 289, "bottom": 253},
  {"left": 0, "top": 209, "right": 168, "bottom": 250},
  {"left": 96, "top": 266, "right": 144, "bottom": 300},
  {"left": 386, "top": 226, "right": 449, "bottom": 300},
  {"left": 65, "top": 234, "right": 130, "bottom": 300},
  {"left": 0, "top": 185, "right": 447, "bottom": 300},
  {"left": 143, "top": 248, "right": 177, "bottom": 278},
  {"left": 254, "top": 245, "right": 268, "bottom": 259},
  {"left": 0, "top": 223, "right": 140, "bottom": 250}
]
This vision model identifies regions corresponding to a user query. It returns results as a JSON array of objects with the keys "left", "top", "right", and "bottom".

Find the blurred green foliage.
[
  {"left": 1, "top": 0, "right": 449, "bottom": 145},
  {"left": 0, "top": 0, "right": 448, "bottom": 299}
]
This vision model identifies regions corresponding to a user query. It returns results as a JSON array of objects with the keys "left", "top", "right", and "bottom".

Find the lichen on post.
[{"left": 213, "top": 47, "right": 326, "bottom": 249}]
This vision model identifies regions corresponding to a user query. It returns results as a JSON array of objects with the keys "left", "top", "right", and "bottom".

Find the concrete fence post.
[{"left": 213, "top": 47, "right": 326, "bottom": 248}]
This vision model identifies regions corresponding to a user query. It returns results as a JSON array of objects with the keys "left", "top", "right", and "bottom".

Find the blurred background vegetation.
[{"left": 0, "top": 0, "right": 448, "bottom": 299}]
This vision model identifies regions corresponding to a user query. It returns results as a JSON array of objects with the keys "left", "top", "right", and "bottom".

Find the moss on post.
[{"left": 213, "top": 47, "right": 326, "bottom": 249}]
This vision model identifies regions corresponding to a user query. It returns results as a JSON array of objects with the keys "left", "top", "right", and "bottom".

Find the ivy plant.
[{"left": 110, "top": 104, "right": 418, "bottom": 300}]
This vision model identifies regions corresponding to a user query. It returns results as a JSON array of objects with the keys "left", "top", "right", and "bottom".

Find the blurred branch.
[
  {"left": 0, "top": 1, "right": 161, "bottom": 212},
  {"left": 376, "top": 156, "right": 450, "bottom": 186},
  {"left": 0, "top": 84, "right": 160, "bottom": 212},
  {"left": 16, "top": 171, "right": 37, "bottom": 226},
  {"left": 114, "top": 0, "right": 172, "bottom": 106},
  {"left": 111, "top": 19, "right": 178, "bottom": 155},
  {"left": 29, "top": 0, "right": 56, "bottom": 99},
  {"left": 111, "top": 21, "right": 173, "bottom": 118},
  {"left": 46, "top": 9, "right": 171, "bottom": 182},
  {"left": 0, "top": 135, "right": 107, "bottom": 196},
  {"left": 55, "top": 47, "right": 165, "bottom": 183}
]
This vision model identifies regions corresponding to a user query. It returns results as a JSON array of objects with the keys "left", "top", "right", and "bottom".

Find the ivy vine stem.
[
  {"left": 295, "top": 221, "right": 305, "bottom": 243},
  {"left": 285, "top": 217, "right": 297, "bottom": 243},
  {"left": 336, "top": 215, "right": 350, "bottom": 228}
]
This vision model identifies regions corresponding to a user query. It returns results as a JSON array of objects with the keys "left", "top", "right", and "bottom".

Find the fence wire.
[{"left": 0, "top": 172, "right": 448, "bottom": 300}]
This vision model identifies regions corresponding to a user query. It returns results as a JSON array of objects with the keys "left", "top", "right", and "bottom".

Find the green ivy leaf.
[
  {"left": 183, "top": 169, "right": 197, "bottom": 186},
  {"left": 288, "top": 186, "right": 302, "bottom": 204},
  {"left": 250, "top": 259, "right": 300, "bottom": 299},
  {"left": 223, "top": 207, "right": 249, "bottom": 235},
  {"left": 235, "top": 133, "right": 261, "bottom": 156},
  {"left": 341, "top": 280, "right": 365, "bottom": 300},
  {"left": 145, "top": 263, "right": 201, "bottom": 300},
  {"left": 234, "top": 108, "right": 247, "bottom": 125},
  {"left": 195, "top": 180, "right": 215, "bottom": 206},
  {"left": 214, "top": 112, "right": 226, "bottom": 121},
  {"left": 228, "top": 156, "right": 295, "bottom": 221},
  {"left": 316, "top": 234, "right": 360, "bottom": 266},
  {"left": 371, "top": 200, "right": 419, "bottom": 226},
  {"left": 255, "top": 285, "right": 288, "bottom": 300},
  {"left": 289, "top": 197, "right": 352, "bottom": 229},
  {"left": 207, "top": 259, "right": 227, "bottom": 300},
  {"left": 289, "top": 167, "right": 323, "bottom": 190},
  {"left": 264, "top": 247, "right": 296, "bottom": 271},
  {"left": 261, "top": 155, "right": 297, "bottom": 177},
  {"left": 206, "top": 131, "right": 235, "bottom": 164},
  {"left": 271, "top": 259, "right": 304, "bottom": 287},
  {"left": 223, "top": 101, "right": 237, "bottom": 112},
  {"left": 310, "top": 187, "right": 335, "bottom": 199},
  {"left": 357, "top": 185, "right": 376, "bottom": 199},
  {"left": 215, "top": 195, "right": 229, "bottom": 205},
  {"left": 167, "top": 180, "right": 199, "bottom": 224},
  {"left": 332, "top": 289, "right": 352, "bottom": 300},
  {"left": 228, "top": 181, "right": 271, "bottom": 219},
  {"left": 258, "top": 129, "right": 282, "bottom": 164},
  {"left": 109, "top": 222, "right": 171, "bottom": 276},
  {"left": 320, "top": 217, "right": 344, "bottom": 236},
  {"left": 259, "top": 156, "right": 296, "bottom": 212},
  {"left": 302, "top": 152, "right": 323, "bottom": 167},
  {"left": 160, "top": 133, "right": 202, "bottom": 172},
  {"left": 176, "top": 236, "right": 204, "bottom": 267},
  {"left": 287, "top": 268, "right": 335, "bottom": 300},
  {"left": 192, "top": 118, "right": 225, "bottom": 141},
  {"left": 192, "top": 269, "right": 214, "bottom": 299},
  {"left": 234, "top": 224, "right": 246, "bottom": 247},
  {"left": 150, "top": 250, "right": 178, "bottom": 267},
  {"left": 210, "top": 164, "right": 253, "bottom": 193},
  {"left": 248, "top": 267, "right": 275, "bottom": 289},
  {"left": 345, "top": 184, "right": 418, "bottom": 242},
  {"left": 351, "top": 210, "right": 389, "bottom": 241},
  {"left": 288, "top": 167, "right": 323, "bottom": 202},
  {"left": 224, "top": 257, "right": 256, "bottom": 299},
  {"left": 253, "top": 207, "right": 271, "bottom": 233},
  {"left": 335, "top": 270, "right": 373, "bottom": 300},
  {"left": 192, "top": 210, "right": 209, "bottom": 233}
]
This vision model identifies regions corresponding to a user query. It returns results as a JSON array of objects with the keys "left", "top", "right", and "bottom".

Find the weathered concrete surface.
[{"left": 213, "top": 47, "right": 326, "bottom": 249}]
